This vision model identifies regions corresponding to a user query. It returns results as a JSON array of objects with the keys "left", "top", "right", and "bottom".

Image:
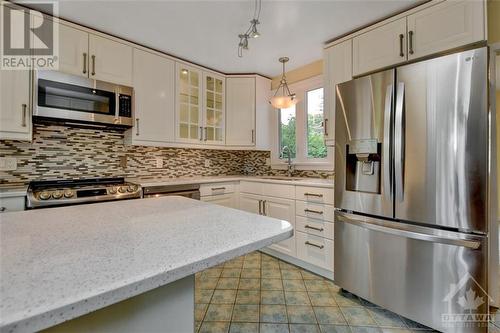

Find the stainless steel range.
[{"left": 26, "top": 178, "right": 141, "bottom": 209}]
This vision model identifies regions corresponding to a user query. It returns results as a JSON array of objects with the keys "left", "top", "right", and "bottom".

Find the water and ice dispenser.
[{"left": 345, "top": 139, "right": 381, "bottom": 194}]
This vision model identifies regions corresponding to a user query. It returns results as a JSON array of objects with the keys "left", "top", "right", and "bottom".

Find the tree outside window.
[
  {"left": 306, "top": 88, "right": 327, "bottom": 159},
  {"left": 279, "top": 106, "right": 296, "bottom": 158}
]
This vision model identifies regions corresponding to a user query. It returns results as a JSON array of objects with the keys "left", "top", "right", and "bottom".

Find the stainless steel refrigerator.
[{"left": 334, "top": 47, "right": 498, "bottom": 333}]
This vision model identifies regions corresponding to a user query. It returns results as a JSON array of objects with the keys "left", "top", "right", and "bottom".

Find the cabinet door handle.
[
  {"left": 323, "top": 119, "right": 328, "bottom": 136},
  {"left": 0, "top": 207, "right": 6, "bottom": 212},
  {"left": 408, "top": 30, "right": 414, "bottom": 55},
  {"left": 251, "top": 129, "right": 255, "bottom": 143},
  {"left": 83, "top": 53, "right": 87, "bottom": 74},
  {"left": 135, "top": 118, "right": 140, "bottom": 136},
  {"left": 21, "top": 104, "right": 27, "bottom": 127},
  {"left": 262, "top": 200, "right": 267, "bottom": 216},
  {"left": 258, "top": 200, "right": 262, "bottom": 215},
  {"left": 204, "top": 127, "right": 208, "bottom": 141},
  {"left": 211, "top": 187, "right": 226, "bottom": 191},
  {"left": 199, "top": 126, "right": 203, "bottom": 141},
  {"left": 305, "top": 241, "right": 324, "bottom": 249},
  {"left": 305, "top": 208, "right": 323, "bottom": 215},
  {"left": 305, "top": 225, "right": 324, "bottom": 232},
  {"left": 399, "top": 34, "right": 404, "bottom": 57},
  {"left": 91, "top": 55, "right": 96, "bottom": 76},
  {"left": 304, "top": 193, "right": 323, "bottom": 198}
]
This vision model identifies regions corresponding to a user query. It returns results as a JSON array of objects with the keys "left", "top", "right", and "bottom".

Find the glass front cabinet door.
[
  {"left": 176, "top": 63, "right": 202, "bottom": 142},
  {"left": 176, "top": 63, "right": 225, "bottom": 145}
]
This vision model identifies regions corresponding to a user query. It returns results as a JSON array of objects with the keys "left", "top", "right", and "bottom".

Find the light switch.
[
  {"left": 204, "top": 159, "right": 211, "bottom": 168},
  {"left": 156, "top": 157, "right": 163, "bottom": 168},
  {"left": 0, "top": 157, "right": 17, "bottom": 171}
]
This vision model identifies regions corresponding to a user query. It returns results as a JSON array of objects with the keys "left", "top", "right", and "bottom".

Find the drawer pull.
[
  {"left": 304, "top": 193, "right": 323, "bottom": 198},
  {"left": 305, "top": 241, "right": 324, "bottom": 249},
  {"left": 305, "top": 225, "right": 324, "bottom": 232},
  {"left": 0, "top": 207, "right": 6, "bottom": 212},
  {"left": 305, "top": 208, "right": 323, "bottom": 215},
  {"left": 211, "top": 187, "right": 226, "bottom": 191}
]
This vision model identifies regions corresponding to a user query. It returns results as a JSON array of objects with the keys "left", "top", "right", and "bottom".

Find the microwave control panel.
[{"left": 118, "top": 95, "right": 132, "bottom": 117}]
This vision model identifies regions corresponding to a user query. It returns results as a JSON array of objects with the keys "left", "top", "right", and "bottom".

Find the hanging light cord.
[
  {"left": 273, "top": 60, "right": 293, "bottom": 98},
  {"left": 238, "top": 0, "right": 262, "bottom": 57}
]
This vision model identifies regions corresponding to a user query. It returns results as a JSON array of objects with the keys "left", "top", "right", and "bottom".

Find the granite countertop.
[
  {"left": 126, "top": 175, "right": 334, "bottom": 188},
  {"left": 0, "top": 197, "right": 293, "bottom": 333}
]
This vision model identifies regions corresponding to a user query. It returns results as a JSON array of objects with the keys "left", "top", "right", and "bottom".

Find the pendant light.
[{"left": 269, "top": 57, "right": 298, "bottom": 109}]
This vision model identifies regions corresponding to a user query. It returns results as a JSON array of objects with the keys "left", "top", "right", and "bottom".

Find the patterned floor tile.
[
  {"left": 280, "top": 261, "right": 300, "bottom": 270},
  {"left": 224, "top": 260, "right": 244, "bottom": 269},
  {"left": 241, "top": 268, "right": 261, "bottom": 278},
  {"left": 263, "top": 269, "right": 282, "bottom": 279},
  {"left": 243, "top": 260, "right": 261, "bottom": 269},
  {"left": 196, "top": 289, "right": 214, "bottom": 304},
  {"left": 217, "top": 278, "right": 240, "bottom": 290},
  {"left": 202, "top": 268, "right": 223, "bottom": 278},
  {"left": 283, "top": 279, "right": 307, "bottom": 292},
  {"left": 308, "top": 292, "right": 337, "bottom": 306},
  {"left": 204, "top": 304, "right": 234, "bottom": 322},
  {"left": 285, "top": 291, "right": 311, "bottom": 305},
  {"left": 199, "top": 321, "right": 230, "bottom": 333},
  {"left": 262, "top": 278, "right": 284, "bottom": 291},
  {"left": 236, "top": 290, "right": 261, "bottom": 305},
  {"left": 301, "top": 270, "right": 323, "bottom": 280},
  {"left": 211, "top": 289, "right": 237, "bottom": 304},
  {"left": 319, "top": 324, "right": 351, "bottom": 333},
  {"left": 232, "top": 304, "right": 260, "bottom": 322},
  {"left": 350, "top": 326, "right": 383, "bottom": 333},
  {"left": 313, "top": 306, "right": 347, "bottom": 325},
  {"left": 379, "top": 329, "right": 413, "bottom": 333},
  {"left": 304, "top": 280, "right": 330, "bottom": 292},
  {"left": 287, "top": 305, "right": 317, "bottom": 324},
  {"left": 262, "top": 290, "right": 286, "bottom": 305},
  {"left": 341, "top": 307, "right": 377, "bottom": 326},
  {"left": 238, "top": 278, "right": 261, "bottom": 290},
  {"left": 261, "top": 304, "right": 289, "bottom": 323},
  {"left": 332, "top": 291, "right": 363, "bottom": 307},
  {"left": 198, "top": 277, "right": 219, "bottom": 290},
  {"left": 195, "top": 303, "right": 209, "bottom": 321},
  {"left": 260, "top": 323, "right": 290, "bottom": 333},
  {"left": 290, "top": 323, "right": 321, "bottom": 333},
  {"left": 229, "top": 322, "right": 259, "bottom": 333},
  {"left": 367, "top": 308, "right": 405, "bottom": 328},
  {"left": 399, "top": 316, "right": 432, "bottom": 330},
  {"left": 222, "top": 268, "right": 241, "bottom": 278},
  {"left": 282, "top": 269, "right": 303, "bottom": 279}
]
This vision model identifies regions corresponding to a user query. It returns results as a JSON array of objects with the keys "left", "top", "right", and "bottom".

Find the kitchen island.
[{"left": 0, "top": 196, "right": 293, "bottom": 333}]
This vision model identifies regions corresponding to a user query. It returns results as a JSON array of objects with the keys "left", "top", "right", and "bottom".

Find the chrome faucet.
[{"left": 281, "top": 146, "right": 294, "bottom": 177}]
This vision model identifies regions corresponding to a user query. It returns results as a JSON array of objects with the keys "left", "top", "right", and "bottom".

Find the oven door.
[{"left": 33, "top": 70, "right": 133, "bottom": 127}]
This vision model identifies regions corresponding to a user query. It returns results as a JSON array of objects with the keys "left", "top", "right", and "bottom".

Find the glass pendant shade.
[{"left": 270, "top": 95, "right": 298, "bottom": 109}]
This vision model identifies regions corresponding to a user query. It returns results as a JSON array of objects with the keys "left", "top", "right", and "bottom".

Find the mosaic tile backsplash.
[{"left": 0, "top": 124, "right": 334, "bottom": 185}]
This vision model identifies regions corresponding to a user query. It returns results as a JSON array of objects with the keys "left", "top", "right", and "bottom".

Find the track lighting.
[{"left": 237, "top": 0, "right": 262, "bottom": 57}]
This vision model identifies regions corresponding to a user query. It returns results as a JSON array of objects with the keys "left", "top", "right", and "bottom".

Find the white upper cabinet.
[
  {"left": 407, "top": 0, "right": 485, "bottom": 60},
  {"left": 254, "top": 76, "right": 272, "bottom": 150},
  {"left": 323, "top": 39, "right": 352, "bottom": 145},
  {"left": 131, "top": 49, "right": 175, "bottom": 143},
  {"left": 203, "top": 72, "right": 225, "bottom": 144},
  {"left": 58, "top": 23, "right": 89, "bottom": 77},
  {"left": 352, "top": 18, "right": 407, "bottom": 76},
  {"left": 0, "top": 68, "right": 31, "bottom": 140},
  {"left": 226, "top": 77, "right": 256, "bottom": 146},
  {"left": 88, "top": 34, "right": 133, "bottom": 86},
  {"left": 176, "top": 63, "right": 203, "bottom": 143}
]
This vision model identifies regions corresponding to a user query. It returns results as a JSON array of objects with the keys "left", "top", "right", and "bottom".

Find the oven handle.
[{"left": 336, "top": 211, "right": 481, "bottom": 250}]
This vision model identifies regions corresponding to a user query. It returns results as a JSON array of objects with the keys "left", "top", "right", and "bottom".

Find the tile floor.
[{"left": 195, "top": 251, "right": 473, "bottom": 333}]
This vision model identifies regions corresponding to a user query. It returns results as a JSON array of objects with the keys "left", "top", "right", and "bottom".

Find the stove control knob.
[
  {"left": 52, "top": 191, "right": 63, "bottom": 199},
  {"left": 127, "top": 185, "right": 137, "bottom": 192},
  {"left": 64, "top": 190, "right": 74, "bottom": 198},
  {"left": 118, "top": 186, "right": 127, "bottom": 194},
  {"left": 109, "top": 187, "right": 117, "bottom": 194},
  {"left": 39, "top": 191, "right": 51, "bottom": 200}
]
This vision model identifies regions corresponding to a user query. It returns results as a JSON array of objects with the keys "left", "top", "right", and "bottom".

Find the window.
[
  {"left": 306, "top": 88, "right": 326, "bottom": 159},
  {"left": 279, "top": 105, "right": 296, "bottom": 158},
  {"left": 272, "top": 76, "right": 333, "bottom": 170}
]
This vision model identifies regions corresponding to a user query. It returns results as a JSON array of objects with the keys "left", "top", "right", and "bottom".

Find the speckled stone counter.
[{"left": 0, "top": 196, "right": 293, "bottom": 333}]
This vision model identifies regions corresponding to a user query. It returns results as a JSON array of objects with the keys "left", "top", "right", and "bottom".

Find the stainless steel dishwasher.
[{"left": 142, "top": 184, "right": 201, "bottom": 200}]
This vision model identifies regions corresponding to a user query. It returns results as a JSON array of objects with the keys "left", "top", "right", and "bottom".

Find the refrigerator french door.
[{"left": 334, "top": 47, "right": 493, "bottom": 333}]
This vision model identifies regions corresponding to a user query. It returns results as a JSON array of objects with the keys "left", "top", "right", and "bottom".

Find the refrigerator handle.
[
  {"left": 383, "top": 84, "right": 393, "bottom": 201},
  {"left": 336, "top": 212, "right": 481, "bottom": 250},
  {"left": 394, "top": 82, "right": 405, "bottom": 202}
]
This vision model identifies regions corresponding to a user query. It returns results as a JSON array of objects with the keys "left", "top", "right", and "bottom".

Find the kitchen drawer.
[
  {"left": 200, "top": 182, "right": 235, "bottom": 196},
  {"left": 201, "top": 193, "right": 237, "bottom": 209},
  {"left": 296, "top": 201, "right": 335, "bottom": 222},
  {"left": 296, "top": 231, "right": 334, "bottom": 271},
  {"left": 0, "top": 196, "right": 26, "bottom": 212},
  {"left": 296, "top": 216, "right": 334, "bottom": 240},
  {"left": 240, "top": 181, "right": 294, "bottom": 199},
  {"left": 295, "top": 186, "right": 334, "bottom": 204}
]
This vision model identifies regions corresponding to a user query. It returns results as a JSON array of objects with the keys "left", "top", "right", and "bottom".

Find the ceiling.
[{"left": 26, "top": 0, "right": 420, "bottom": 77}]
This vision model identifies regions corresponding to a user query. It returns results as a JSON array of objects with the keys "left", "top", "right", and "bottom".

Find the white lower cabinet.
[
  {"left": 263, "top": 196, "right": 296, "bottom": 257},
  {"left": 201, "top": 193, "right": 237, "bottom": 209},
  {"left": 296, "top": 232, "right": 334, "bottom": 271},
  {"left": 296, "top": 216, "right": 334, "bottom": 240},
  {"left": 0, "top": 196, "right": 26, "bottom": 213},
  {"left": 239, "top": 193, "right": 262, "bottom": 215}
]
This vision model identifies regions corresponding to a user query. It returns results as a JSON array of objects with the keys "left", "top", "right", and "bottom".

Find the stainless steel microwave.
[{"left": 33, "top": 71, "right": 133, "bottom": 128}]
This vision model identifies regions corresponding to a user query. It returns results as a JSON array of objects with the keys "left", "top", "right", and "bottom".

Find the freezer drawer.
[{"left": 334, "top": 211, "right": 488, "bottom": 333}]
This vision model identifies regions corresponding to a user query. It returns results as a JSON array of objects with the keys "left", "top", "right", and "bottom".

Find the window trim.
[{"left": 271, "top": 75, "right": 334, "bottom": 171}]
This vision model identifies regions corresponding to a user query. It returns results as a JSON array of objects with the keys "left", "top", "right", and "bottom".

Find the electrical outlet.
[
  {"left": 204, "top": 159, "right": 211, "bottom": 168},
  {"left": 119, "top": 156, "right": 127, "bottom": 168},
  {"left": 0, "top": 157, "right": 17, "bottom": 171},
  {"left": 156, "top": 157, "right": 163, "bottom": 168}
]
